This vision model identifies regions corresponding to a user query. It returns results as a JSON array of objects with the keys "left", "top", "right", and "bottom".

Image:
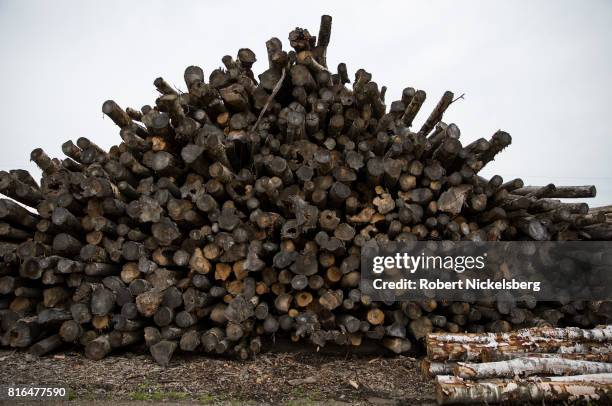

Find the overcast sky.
[{"left": 0, "top": 0, "right": 610, "bottom": 206}]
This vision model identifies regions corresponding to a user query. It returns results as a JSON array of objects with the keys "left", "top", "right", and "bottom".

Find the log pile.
[
  {"left": 0, "top": 15, "right": 610, "bottom": 365},
  {"left": 423, "top": 326, "right": 612, "bottom": 404}
]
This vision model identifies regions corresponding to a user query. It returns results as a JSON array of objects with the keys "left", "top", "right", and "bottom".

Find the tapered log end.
[
  {"left": 102, "top": 100, "right": 118, "bottom": 114},
  {"left": 237, "top": 49, "right": 256, "bottom": 65},
  {"left": 317, "top": 15, "right": 333, "bottom": 48},
  {"left": 29, "top": 148, "right": 43, "bottom": 161},
  {"left": 588, "top": 185, "right": 597, "bottom": 197},
  {"left": 150, "top": 340, "right": 177, "bottom": 367},
  {"left": 494, "top": 130, "right": 512, "bottom": 146}
]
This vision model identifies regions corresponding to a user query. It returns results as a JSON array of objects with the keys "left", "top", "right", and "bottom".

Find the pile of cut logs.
[
  {"left": 0, "top": 15, "right": 610, "bottom": 366},
  {"left": 423, "top": 326, "right": 612, "bottom": 404}
]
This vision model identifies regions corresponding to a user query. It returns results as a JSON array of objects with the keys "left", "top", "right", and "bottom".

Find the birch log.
[
  {"left": 436, "top": 374, "right": 612, "bottom": 405},
  {"left": 429, "top": 340, "right": 612, "bottom": 362},
  {"left": 427, "top": 327, "right": 612, "bottom": 361},
  {"left": 421, "top": 359, "right": 456, "bottom": 378},
  {"left": 429, "top": 326, "right": 612, "bottom": 345},
  {"left": 454, "top": 356, "right": 612, "bottom": 379},
  {"left": 481, "top": 351, "right": 612, "bottom": 363}
]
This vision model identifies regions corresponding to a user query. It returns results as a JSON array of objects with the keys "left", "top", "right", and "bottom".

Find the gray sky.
[{"left": 1, "top": 0, "right": 611, "bottom": 206}]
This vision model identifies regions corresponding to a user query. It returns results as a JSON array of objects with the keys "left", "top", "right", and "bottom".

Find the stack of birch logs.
[
  {"left": 423, "top": 326, "right": 612, "bottom": 404},
  {"left": 0, "top": 15, "right": 610, "bottom": 366}
]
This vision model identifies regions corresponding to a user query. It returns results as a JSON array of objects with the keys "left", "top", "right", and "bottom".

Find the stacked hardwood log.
[
  {"left": 423, "top": 326, "right": 612, "bottom": 404},
  {"left": 0, "top": 15, "right": 610, "bottom": 365}
]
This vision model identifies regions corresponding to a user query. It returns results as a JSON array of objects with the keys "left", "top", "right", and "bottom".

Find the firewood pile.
[
  {"left": 423, "top": 326, "right": 612, "bottom": 404},
  {"left": 0, "top": 15, "right": 610, "bottom": 366}
]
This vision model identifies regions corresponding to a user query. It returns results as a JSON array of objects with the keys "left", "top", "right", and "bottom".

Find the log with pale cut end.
[
  {"left": 367, "top": 308, "right": 384, "bottom": 326},
  {"left": 437, "top": 185, "right": 472, "bottom": 215},
  {"left": 435, "top": 374, "right": 612, "bottom": 405},
  {"left": 383, "top": 337, "right": 412, "bottom": 354},
  {"left": 136, "top": 290, "right": 164, "bottom": 317}
]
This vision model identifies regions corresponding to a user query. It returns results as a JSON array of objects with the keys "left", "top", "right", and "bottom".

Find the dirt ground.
[{"left": 0, "top": 349, "right": 436, "bottom": 405}]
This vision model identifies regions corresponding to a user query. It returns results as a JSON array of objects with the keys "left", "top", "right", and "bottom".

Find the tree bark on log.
[
  {"left": 513, "top": 185, "right": 596, "bottom": 199},
  {"left": 427, "top": 326, "right": 612, "bottom": 361},
  {"left": 435, "top": 374, "right": 612, "bottom": 405},
  {"left": 454, "top": 356, "right": 612, "bottom": 379}
]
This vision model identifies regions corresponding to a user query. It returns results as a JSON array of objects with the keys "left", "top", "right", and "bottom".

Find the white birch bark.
[
  {"left": 427, "top": 326, "right": 612, "bottom": 361},
  {"left": 480, "top": 351, "right": 612, "bottom": 363},
  {"left": 454, "top": 357, "right": 612, "bottom": 379},
  {"left": 436, "top": 373, "right": 612, "bottom": 404},
  {"left": 420, "top": 359, "right": 455, "bottom": 378},
  {"left": 429, "top": 325, "right": 612, "bottom": 346}
]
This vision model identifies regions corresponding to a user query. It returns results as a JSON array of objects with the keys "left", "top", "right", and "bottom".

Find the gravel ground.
[{"left": 0, "top": 349, "right": 436, "bottom": 405}]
